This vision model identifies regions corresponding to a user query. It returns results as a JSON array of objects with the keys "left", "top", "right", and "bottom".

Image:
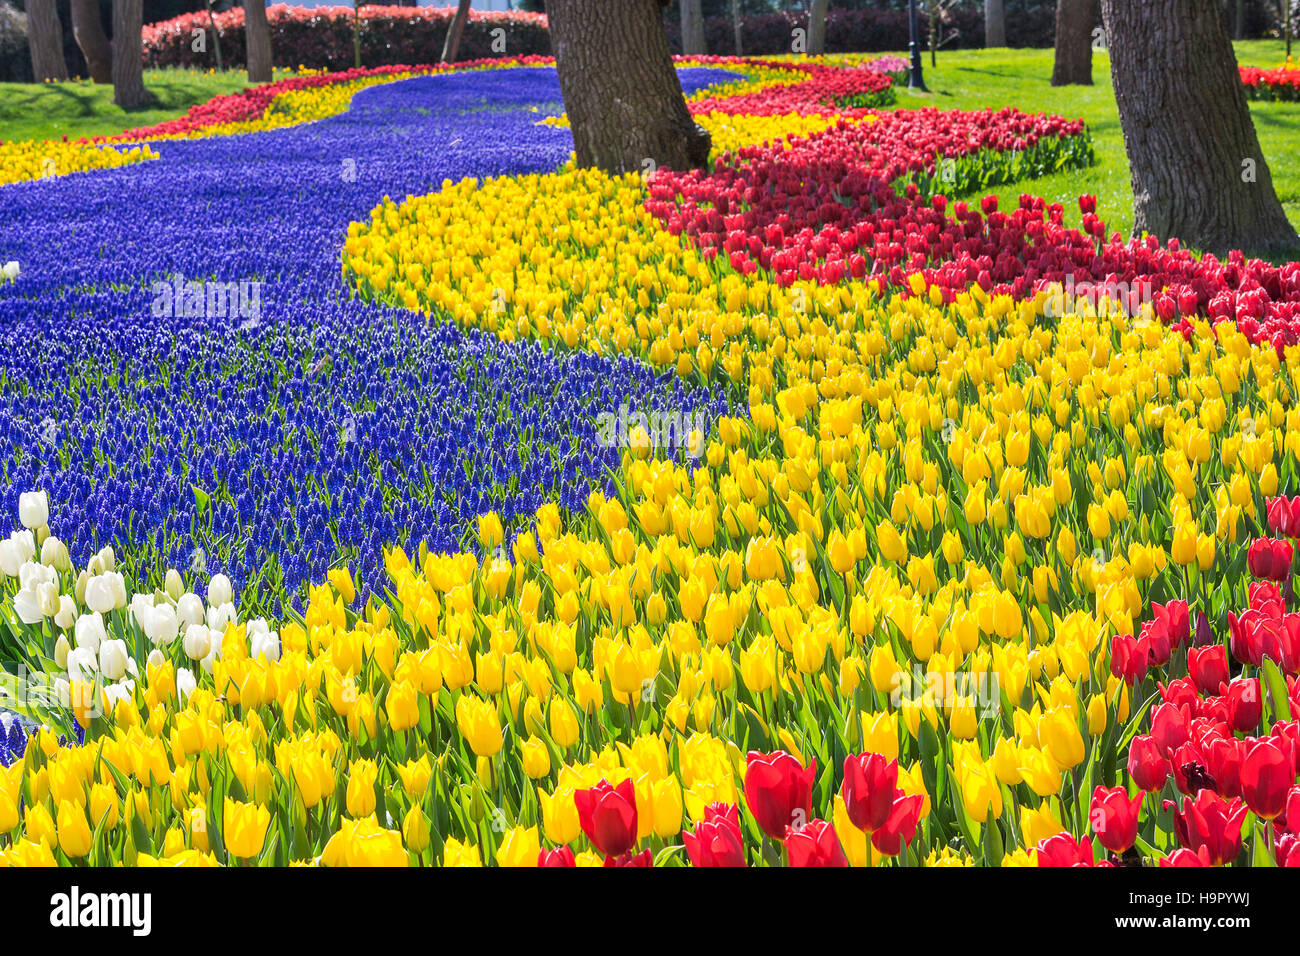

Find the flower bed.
[
  {"left": 1240, "top": 62, "right": 1300, "bottom": 101},
  {"left": 2, "top": 57, "right": 1300, "bottom": 869}
]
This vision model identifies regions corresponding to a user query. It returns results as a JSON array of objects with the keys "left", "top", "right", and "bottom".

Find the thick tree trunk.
[
  {"left": 71, "top": 0, "right": 112, "bottom": 83},
  {"left": 27, "top": 0, "right": 69, "bottom": 81},
  {"left": 548, "top": 0, "right": 711, "bottom": 175},
  {"left": 441, "top": 0, "right": 472, "bottom": 63},
  {"left": 1101, "top": 0, "right": 1297, "bottom": 255},
  {"left": 985, "top": 0, "right": 1006, "bottom": 46},
  {"left": 731, "top": 0, "right": 742, "bottom": 55},
  {"left": 245, "top": 0, "right": 273, "bottom": 83},
  {"left": 111, "top": 0, "right": 150, "bottom": 107},
  {"left": 808, "top": 0, "right": 829, "bottom": 55},
  {"left": 680, "top": 0, "right": 706, "bottom": 56},
  {"left": 1051, "top": 0, "right": 1097, "bottom": 85}
]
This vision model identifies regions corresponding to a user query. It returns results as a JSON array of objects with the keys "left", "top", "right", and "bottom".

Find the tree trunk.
[
  {"left": 808, "top": 0, "right": 829, "bottom": 55},
  {"left": 680, "top": 0, "right": 706, "bottom": 56},
  {"left": 731, "top": 0, "right": 742, "bottom": 55},
  {"left": 245, "top": 0, "right": 273, "bottom": 83},
  {"left": 27, "top": 0, "right": 69, "bottom": 81},
  {"left": 985, "top": 0, "right": 1006, "bottom": 46},
  {"left": 1233, "top": 0, "right": 1244, "bottom": 39},
  {"left": 71, "top": 0, "right": 112, "bottom": 83},
  {"left": 1051, "top": 0, "right": 1097, "bottom": 85},
  {"left": 111, "top": 0, "right": 150, "bottom": 107},
  {"left": 1101, "top": 0, "right": 1297, "bottom": 255},
  {"left": 547, "top": 0, "right": 711, "bottom": 175},
  {"left": 441, "top": 0, "right": 472, "bottom": 63}
]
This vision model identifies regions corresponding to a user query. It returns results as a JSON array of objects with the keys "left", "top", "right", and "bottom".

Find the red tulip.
[
  {"left": 1035, "top": 832, "right": 1095, "bottom": 867},
  {"left": 1127, "top": 734, "right": 1170, "bottom": 792},
  {"left": 1203, "top": 735, "right": 1244, "bottom": 798},
  {"left": 538, "top": 846, "right": 576, "bottom": 867},
  {"left": 1187, "top": 645, "right": 1230, "bottom": 695},
  {"left": 1159, "top": 847, "right": 1212, "bottom": 867},
  {"left": 1247, "top": 537, "right": 1293, "bottom": 582},
  {"left": 574, "top": 778, "right": 638, "bottom": 857},
  {"left": 1240, "top": 739, "right": 1293, "bottom": 820},
  {"left": 841, "top": 752, "right": 899, "bottom": 832},
  {"left": 1150, "top": 701, "right": 1191, "bottom": 755},
  {"left": 683, "top": 804, "right": 746, "bottom": 867},
  {"left": 1157, "top": 677, "right": 1199, "bottom": 711},
  {"left": 1110, "top": 633, "right": 1147, "bottom": 684},
  {"left": 1267, "top": 496, "right": 1300, "bottom": 538},
  {"left": 603, "top": 848, "right": 653, "bottom": 867},
  {"left": 1170, "top": 740, "right": 1215, "bottom": 796},
  {"left": 869, "top": 793, "right": 924, "bottom": 857},
  {"left": 1089, "top": 786, "right": 1144, "bottom": 854},
  {"left": 1224, "top": 679, "right": 1262, "bottom": 733},
  {"left": 785, "top": 819, "right": 850, "bottom": 867},
  {"left": 744, "top": 750, "right": 815, "bottom": 841},
  {"left": 1153, "top": 600, "right": 1190, "bottom": 648},
  {"left": 1174, "top": 790, "right": 1248, "bottom": 866},
  {"left": 1276, "top": 832, "right": 1299, "bottom": 866}
]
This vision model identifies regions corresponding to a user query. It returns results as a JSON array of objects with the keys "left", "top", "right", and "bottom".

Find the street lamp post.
[{"left": 908, "top": 0, "right": 927, "bottom": 92}]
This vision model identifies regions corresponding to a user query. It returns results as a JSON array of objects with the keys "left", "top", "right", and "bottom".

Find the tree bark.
[
  {"left": 985, "top": 0, "right": 1006, "bottom": 46},
  {"left": 27, "top": 0, "right": 69, "bottom": 82},
  {"left": 1101, "top": 0, "right": 1297, "bottom": 255},
  {"left": 111, "top": 0, "right": 150, "bottom": 107},
  {"left": 731, "top": 0, "right": 742, "bottom": 55},
  {"left": 547, "top": 0, "right": 711, "bottom": 175},
  {"left": 441, "top": 0, "right": 472, "bottom": 63},
  {"left": 1233, "top": 0, "right": 1244, "bottom": 39},
  {"left": 1051, "top": 0, "right": 1097, "bottom": 85},
  {"left": 245, "top": 0, "right": 273, "bottom": 83},
  {"left": 808, "top": 0, "right": 829, "bottom": 55},
  {"left": 71, "top": 0, "right": 112, "bottom": 83},
  {"left": 680, "top": 0, "right": 706, "bottom": 56}
]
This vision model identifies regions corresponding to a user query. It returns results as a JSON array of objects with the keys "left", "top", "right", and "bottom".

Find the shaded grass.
[
  {"left": 0, "top": 68, "right": 295, "bottom": 143},
  {"left": 887, "top": 41, "right": 1300, "bottom": 240}
]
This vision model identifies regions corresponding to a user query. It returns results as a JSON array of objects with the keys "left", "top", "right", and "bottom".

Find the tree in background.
[
  {"left": 112, "top": 0, "right": 149, "bottom": 105},
  {"left": 681, "top": 0, "right": 706, "bottom": 54},
  {"left": 1051, "top": 0, "right": 1097, "bottom": 85},
  {"left": 808, "top": 0, "right": 829, "bottom": 53},
  {"left": 984, "top": 0, "right": 1005, "bottom": 45},
  {"left": 731, "top": 0, "right": 742, "bottom": 53},
  {"left": 1102, "top": 0, "right": 1296, "bottom": 255},
  {"left": 71, "top": 0, "right": 112, "bottom": 82},
  {"left": 27, "top": 0, "right": 68, "bottom": 80},
  {"left": 548, "top": 0, "right": 710, "bottom": 174},
  {"left": 442, "top": 0, "right": 471, "bottom": 62},
  {"left": 245, "top": 0, "right": 271, "bottom": 81}
]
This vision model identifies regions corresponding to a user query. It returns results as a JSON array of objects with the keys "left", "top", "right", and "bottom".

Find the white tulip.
[
  {"left": 176, "top": 667, "right": 197, "bottom": 704},
  {"left": 164, "top": 568, "right": 184, "bottom": 602},
  {"left": 39, "top": 535, "right": 70, "bottom": 572},
  {"left": 74, "top": 611, "right": 106, "bottom": 652},
  {"left": 67, "top": 646, "right": 98, "bottom": 682},
  {"left": 17, "top": 491, "right": 48, "bottom": 530},
  {"left": 108, "top": 571, "right": 127, "bottom": 609},
  {"left": 182, "top": 624, "right": 211, "bottom": 662},
  {"left": 38, "top": 581, "right": 60, "bottom": 618},
  {"left": 97, "top": 545, "right": 116, "bottom": 573},
  {"left": 207, "top": 601, "right": 236, "bottom": 634},
  {"left": 1, "top": 261, "right": 18, "bottom": 281},
  {"left": 147, "top": 648, "right": 165, "bottom": 670},
  {"left": 12, "top": 587, "right": 45, "bottom": 624},
  {"left": 0, "top": 530, "right": 35, "bottom": 576},
  {"left": 84, "top": 574, "right": 116, "bottom": 613},
  {"left": 86, "top": 553, "right": 104, "bottom": 577},
  {"left": 247, "top": 617, "right": 270, "bottom": 638},
  {"left": 18, "top": 560, "right": 55, "bottom": 591},
  {"left": 0, "top": 540, "right": 19, "bottom": 578},
  {"left": 99, "top": 639, "right": 128, "bottom": 681},
  {"left": 103, "top": 680, "right": 134, "bottom": 711},
  {"left": 147, "top": 603, "right": 179, "bottom": 646},
  {"left": 54, "top": 634, "right": 71, "bottom": 670},
  {"left": 54, "top": 594, "right": 77, "bottom": 629},
  {"left": 207, "top": 573, "right": 232, "bottom": 608},
  {"left": 53, "top": 677, "right": 70, "bottom": 709},
  {"left": 176, "top": 592, "right": 204, "bottom": 628},
  {"left": 250, "top": 629, "right": 281, "bottom": 663}
]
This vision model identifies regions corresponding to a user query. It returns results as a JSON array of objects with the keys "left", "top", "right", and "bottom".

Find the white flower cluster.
[{"left": 1, "top": 491, "right": 281, "bottom": 720}]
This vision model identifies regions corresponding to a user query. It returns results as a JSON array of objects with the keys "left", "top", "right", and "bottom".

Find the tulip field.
[{"left": 2, "top": 50, "right": 1300, "bottom": 871}]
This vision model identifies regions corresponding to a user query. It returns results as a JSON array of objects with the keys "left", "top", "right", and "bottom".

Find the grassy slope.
[
  {"left": 0, "top": 68, "right": 294, "bottom": 143},
  {"left": 888, "top": 40, "right": 1300, "bottom": 240}
]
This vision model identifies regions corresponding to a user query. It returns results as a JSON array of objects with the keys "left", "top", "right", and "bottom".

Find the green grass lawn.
[
  {"left": 889, "top": 40, "right": 1300, "bottom": 240},
  {"left": 0, "top": 68, "right": 295, "bottom": 143}
]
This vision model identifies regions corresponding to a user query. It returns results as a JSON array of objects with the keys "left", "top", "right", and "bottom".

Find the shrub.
[{"left": 142, "top": 3, "right": 550, "bottom": 71}]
